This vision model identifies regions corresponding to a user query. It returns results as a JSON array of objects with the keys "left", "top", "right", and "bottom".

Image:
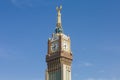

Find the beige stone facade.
[{"left": 45, "top": 6, "right": 73, "bottom": 80}]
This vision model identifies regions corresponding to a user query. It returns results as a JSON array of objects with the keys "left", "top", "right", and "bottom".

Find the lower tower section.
[
  {"left": 46, "top": 58, "right": 61, "bottom": 80},
  {"left": 46, "top": 56, "right": 72, "bottom": 80},
  {"left": 61, "top": 64, "right": 71, "bottom": 80}
]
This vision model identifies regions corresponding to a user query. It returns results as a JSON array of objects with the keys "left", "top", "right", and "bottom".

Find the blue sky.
[{"left": 0, "top": 0, "right": 120, "bottom": 80}]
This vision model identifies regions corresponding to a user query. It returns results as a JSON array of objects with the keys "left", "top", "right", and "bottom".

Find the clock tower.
[{"left": 46, "top": 6, "right": 73, "bottom": 80}]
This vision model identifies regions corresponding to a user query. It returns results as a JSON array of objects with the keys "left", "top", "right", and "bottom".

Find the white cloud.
[
  {"left": 11, "top": 0, "right": 64, "bottom": 8},
  {"left": 99, "top": 70, "right": 105, "bottom": 73},
  {"left": 84, "top": 78, "right": 120, "bottom": 80},
  {"left": 79, "top": 62, "right": 93, "bottom": 67},
  {"left": 84, "top": 62, "right": 93, "bottom": 67},
  {"left": 81, "top": 48, "right": 87, "bottom": 51},
  {"left": 0, "top": 47, "right": 21, "bottom": 59},
  {"left": 85, "top": 78, "right": 95, "bottom": 80},
  {"left": 11, "top": 0, "right": 34, "bottom": 8},
  {"left": 0, "top": 48, "right": 10, "bottom": 57},
  {"left": 30, "top": 78, "right": 43, "bottom": 80},
  {"left": 104, "top": 46, "right": 120, "bottom": 50}
]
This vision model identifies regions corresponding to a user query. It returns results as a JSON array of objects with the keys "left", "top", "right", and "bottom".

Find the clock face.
[
  {"left": 62, "top": 41, "right": 68, "bottom": 51},
  {"left": 51, "top": 42, "right": 58, "bottom": 52}
]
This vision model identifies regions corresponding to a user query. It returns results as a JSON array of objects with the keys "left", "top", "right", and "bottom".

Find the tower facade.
[{"left": 46, "top": 6, "right": 73, "bottom": 80}]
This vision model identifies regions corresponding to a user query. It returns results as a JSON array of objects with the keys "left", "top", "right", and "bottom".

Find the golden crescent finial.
[{"left": 56, "top": 5, "right": 62, "bottom": 12}]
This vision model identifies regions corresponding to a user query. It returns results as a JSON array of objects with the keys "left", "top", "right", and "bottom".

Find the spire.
[
  {"left": 56, "top": 5, "right": 62, "bottom": 27},
  {"left": 55, "top": 5, "right": 63, "bottom": 34}
]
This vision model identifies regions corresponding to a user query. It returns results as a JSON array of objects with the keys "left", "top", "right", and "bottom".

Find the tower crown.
[{"left": 55, "top": 5, "right": 63, "bottom": 34}]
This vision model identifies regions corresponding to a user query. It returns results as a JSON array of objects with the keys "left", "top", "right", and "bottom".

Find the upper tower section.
[
  {"left": 47, "top": 6, "right": 72, "bottom": 57},
  {"left": 55, "top": 5, "right": 63, "bottom": 34},
  {"left": 46, "top": 6, "right": 72, "bottom": 65}
]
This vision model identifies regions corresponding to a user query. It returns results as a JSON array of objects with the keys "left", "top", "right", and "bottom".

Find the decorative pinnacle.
[
  {"left": 56, "top": 5, "right": 62, "bottom": 27},
  {"left": 55, "top": 5, "right": 63, "bottom": 34}
]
